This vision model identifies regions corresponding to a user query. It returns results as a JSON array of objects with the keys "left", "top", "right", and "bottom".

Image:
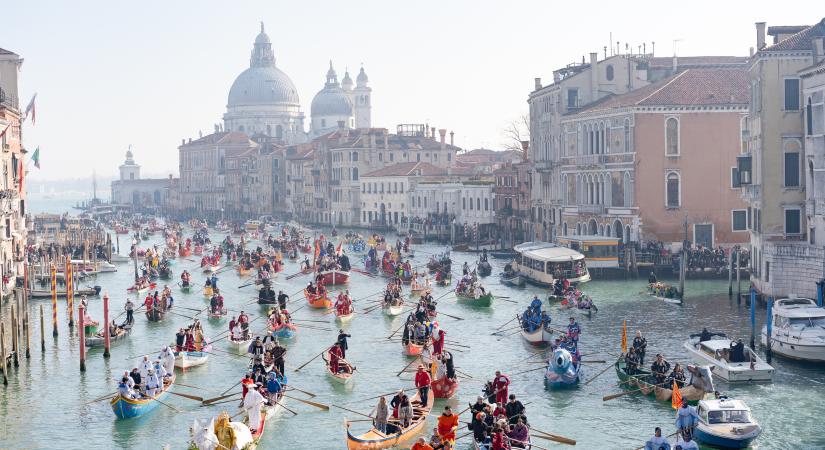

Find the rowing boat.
[
  {"left": 86, "top": 324, "right": 131, "bottom": 347},
  {"left": 404, "top": 342, "right": 423, "bottom": 356},
  {"left": 127, "top": 282, "right": 156, "bottom": 294},
  {"left": 110, "top": 374, "right": 175, "bottom": 419},
  {"left": 614, "top": 357, "right": 708, "bottom": 405},
  {"left": 203, "top": 286, "right": 214, "bottom": 298},
  {"left": 229, "top": 335, "right": 253, "bottom": 353},
  {"left": 431, "top": 374, "right": 458, "bottom": 399},
  {"left": 174, "top": 344, "right": 211, "bottom": 369},
  {"left": 335, "top": 310, "right": 355, "bottom": 324},
  {"left": 544, "top": 348, "right": 583, "bottom": 389},
  {"left": 317, "top": 269, "right": 350, "bottom": 285},
  {"left": 382, "top": 300, "right": 404, "bottom": 317},
  {"left": 305, "top": 289, "right": 332, "bottom": 309},
  {"left": 269, "top": 322, "right": 296, "bottom": 339},
  {"left": 207, "top": 308, "right": 227, "bottom": 320},
  {"left": 345, "top": 390, "right": 433, "bottom": 449},
  {"left": 202, "top": 264, "right": 221, "bottom": 274},
  {"left": 517, "top": 316, "right": 554, "bottom": 347},
  {"left": 455, "top": 291, "right": 494, "bottom": 307},
  {"left": 322, "top": 352, "right": 354, "bottom": 384}
]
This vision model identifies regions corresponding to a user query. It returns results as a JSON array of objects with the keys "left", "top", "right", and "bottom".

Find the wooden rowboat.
[
  {"left": 86, "top": 324, "right": 131, "bottom": 347},
  {"left": 382, "top": 300, "right": 405, "bottom": 317},
  {"left": 614, "top": 357, "right": 706, "bottom": 405},
  {"left": 345, "top": 390, "right": 433, "bottom": 449},
  {"left": 317, "top": 269, "right": 350, "bottom": 285},
  {"left": 174, "top": 344, "right": 211, "bottom": 369},
  {"left": 111, "top": 374, "right": 175, "bottom": 419},
  {"left": 202, "top": 264, "right": 221, "bottom": 274},
  {"left": 228, "top": 336, "right": 253, "bottom": 353},
  {"left": 203, "top": 286, "right": 214, "bottom": 298},
  {"left": 455, "top": 291, "right": 494, "bottom": 307},
  {"left": 322, "top": 352, "right": 354, "bottom": 384},
  {"left": 127, "top": 282, "right": 156, "bottom": 294},
  {"left": 207, "top": 308, "right": 227, "bottom": 320},
  {"left": 269, "top": 322, "right": 297, "bottom": 339},
  {"left": 335, "top": 310, "right": 355, "bottom": 324},
  {"left": 305, "top": 289, "right": 332, "bottom": 309},
  {"left": 404, "top": 342, "right": 423, "bottom": 356},
  {"left": 431, "top": 375, "right": 458, "bottom": 399}
]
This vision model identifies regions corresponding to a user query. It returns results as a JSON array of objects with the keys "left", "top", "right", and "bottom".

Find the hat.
[{"left": 417, "top": 364, "right": 425, "bottom": 369}]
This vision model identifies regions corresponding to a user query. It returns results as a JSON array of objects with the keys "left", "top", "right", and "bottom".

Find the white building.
[
  {"left": 360, "top": 161, "right": 446, "bottom": 227},
  {"left": 803, "top": 45, "right": 825, "bottom": 277},
  {"left": 407, "top": 181, "right": 495, "bottom": 227},
  {"left": 110, "top": 149, "right": 172, "bottom": 209}
]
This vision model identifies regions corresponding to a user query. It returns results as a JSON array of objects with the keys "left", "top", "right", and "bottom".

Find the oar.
[
  {"left": 603, "top": 381, "right": 669, "bottom": 401},
  {"left": 455, "top": 431, "right": 473, "bottom": 441},
  {"left": 219, "top": 380, "right": 242, "bottom": 396},
  {"left": 168, "top": 391, "right": 204, "bottom": 402},
  {"left": 350, "top": 387, "right": 418, "bottom": 404},
  {"left": 331, "top": 404, "right": 373, "bottom": 420},
  {"left": 294, "top": 347, "right": 330, "bottom": 372},
  {"left": 530, "top": 429, "right": 577, "bottom": 446},
  {"left": 436, "top": 310, "right": 464, "bottom": 321},
  {"left": 387, "top": 322, "right": 407, "bottom": 340},
  {"left": 286, "top": 385, "right": 317, "bottom": 398},
  {"left": 153, "top": 397, "right": 183, "bottom": 413},
  {"left": 496, "top": 316, "right": 517, "bottom": 331},
  {"left": 202, "top": 392, "right": 240, "bottom": 405},
  {"left": 580, "top": 360, "right": 607, "bottom": 364},
  {"left": 396, "top": 356, "right": 423, "bottom": 377},
  {"left": 84, "top": 393, "right": 115, "bottom": 405},
  {"left": 283, "top": 394, "right": 329, "bottom": 410},
  {"left": 511, "top": 366, "right": 546, "bottom": 377}
]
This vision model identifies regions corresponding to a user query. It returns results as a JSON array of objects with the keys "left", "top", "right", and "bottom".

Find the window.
[
  {"left": 807, "top": 98, "right": 814, "bottom": 136},
  {"left": 477, "top": 198, "right": 481, "bottom": 210},
  {"left": 606, "top": 65, "right": 614, "bottom": 81},
  {"left": 731, "top": 167, "right": 741, "bottom": 188},
  {"left": 784, "top": 151, "right": 800, "bottom": 187},
  {"left": 484, "top": 198, "right": 489, "bottom": 210},
  {"left": 352, "top": 152, "right": 359, "bottom": 161},
  {"left": 785, "top": 208, "right": 801, "bottom": 235},
  {"left": 416, "top": 153, "right": 421, "bottom": 162},
  {"left": 352, "top": 167, "right": 359, "bottom": 180},
  {"left": 665, "top": 117, "right": 679, "bottom": 156},
  {"left": 666, "top": 172, "right": 680, "bottom": 208},
  {"left": 784, "top": 78, "right": 800, "bottom": 111},
  {"left": 765, "top": 261, "right": 770, "bottom": 282},
  {"left": 462, "top": 198, "right": 466, "bottom": 209},
  {"left": 469, "top": 198, "right": 474, "bottom": 210},
  {"left": 567, "top": 89, "right": 578, "bottom": 108},
  {"left": 390, "top": 153, "right": 394, "bottom": 162},
  {"left": 378, "top": 153, "right": 383, "bottom": 162},
  {"left": 624, "top": 119, "right": 631, "bottom": 152},
  {"left": 732, "top": 210, "right": 747, "bottom": 231}
]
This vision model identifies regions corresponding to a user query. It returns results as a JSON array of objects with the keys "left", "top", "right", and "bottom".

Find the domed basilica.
[{"left": 223, "top": 23, "right": 372, "bottom": 144}]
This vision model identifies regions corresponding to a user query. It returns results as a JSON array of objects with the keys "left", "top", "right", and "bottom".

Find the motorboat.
[
  {"left": 694, "top": 397, "right": 761, "bottom": 448},
  {"left": 761, "top": 297, "right": 825, "bottom": 362},
  {"left": 512, "top": 241, "right": 590, "bottom": 287},
  {"left": 683, "top": 335, "right": 774, "bottom": 382}
]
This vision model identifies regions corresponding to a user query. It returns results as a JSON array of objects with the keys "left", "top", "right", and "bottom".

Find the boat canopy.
[{"left": 514, "top": 242, "right": 585, "bottom": 262}]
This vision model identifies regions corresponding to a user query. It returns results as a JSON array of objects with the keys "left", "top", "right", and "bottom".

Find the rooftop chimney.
[
  {"left": 534, "top": 78, "right": 542, "bottom": 90},
  {"left": 749, "top": 47, "right": 755, "bottom": 57},
  {"left": 383, "top": 133, "right": 388, "bottom": 149},
  {"left": 431, "top": 127, "right": 436, "bottom": 139},
  {"left": 439, "top": 129, "right": 447, "bottom": 150},
  {"left": 589, "top": 52, "right": 599, "bottom": 103},
  {"left": 553, "top": 72, "right": 560, "bottom": 83},
  {"left": 450, "top": 131, "right": 454, "bottom": 146},
  {"left": 672, "top": 55, "right": 678, "bottom": 72},
  {"left": 756, "top": 22, "right": 766, "bottom": 50}
]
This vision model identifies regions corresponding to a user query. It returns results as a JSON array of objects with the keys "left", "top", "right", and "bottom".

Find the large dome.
[
  {"left": 228, "top": 66, "right": 300, "bottom": 106},
  {"left": 311, "top": 88, "right": 353, "bottom": 116}
]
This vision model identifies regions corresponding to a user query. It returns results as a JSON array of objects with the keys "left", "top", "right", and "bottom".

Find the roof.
[
  {"left": 314, "top": 128, "right": 462, "bottom": 152},
  {"left": 768, "top": 25, "right": 809, "bottom": 35},
  {"left": 0, "top": 48, "right": 18, "bottom": 56},
  {"left": 762, "top": 19, "right": 825, "bottom": 51},
  {"left": 361, "top": 161, "right": 447, "bottom": 178},
  {"left": 698, "top": 398, "right": 751, "bottom": 412},
  {"left": 513, "top": 241, "right": 585, "bottom": 261},
  {"left": 646, "top": 56, "right": 749, "bottom": 69},
  {"left": 574, "top": 68, "right": 749, "bottom": 114}
]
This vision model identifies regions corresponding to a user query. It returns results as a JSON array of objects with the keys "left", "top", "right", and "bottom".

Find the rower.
[
  {"left": 328, "top": 342, "right": 345, "bottom": 373},
  {"left": 415, "top": 364, "right": 432, "bottom": 403},
  {"left": 277, "top": 290, "right": 289, "bottom": 309},
  {"left": 648, "top": 271, "right": 658, "bottom": 284},
  {"left": 144, "top": 368, "right": 160, "bottom": 397},
  {"left": 492, "top": 370, "right": 510, "bottom": 405},
  {"left": 118, "top": 377, "right": 138, "bottom": 399},
  {"left": 124, "top": 298, "right": 135, "bottom": 325},
  {"left": 668, "top": 363, "right": 686, "bottom": 385},
  {"left": 632, "top": 331, "right": 648, "bottom": 365},
  {"left": 645, "top": 427, "right": 669, "bottom": 450},
  {"left": 567, "top": 317, "right": 581, "bottom": 343},
  {"left": 624, "top": 348, "right": 639, "bottom": 375},
  {"left": 651, "top": 354, "right": 671, "bottom": 384},
  {"left": 336, "top": 329, "right": 351, "bottom": 359}
]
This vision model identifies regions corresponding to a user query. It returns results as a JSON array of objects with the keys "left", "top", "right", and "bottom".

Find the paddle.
[
  {"left": 602, "top": 381, "right": 669, "bottom": 401},
  {"left": 331, "top": 404, "right": 373, "bottom": 420},
  {"left": 436, "top": 310, "right": 464, "bottom": 321},
  {"left": 495, "top": 316, "right": 517, "bottom": 331},
  {"left": 283, "top": 394, "right": 329, "bottom": 410},
  {"left": 286, "top": 385, "right": 318, "bottom": 398},
  {"left": 153, "top": 397, "right": 183, "bottom": 413},
  {"left": 349, "top": 387, "right": 418, "bottom": 404},
  {"left": 294, "top": 347, "right": 331, "bottom": 372},
  {"left": 580, "top": 360, "right": 607, "bottom": 364},
  {"left": 84, "top": 393, "right": 115, "bottom": 405},
  {"left": 396, "top": 356, "right": 423, "bottom": 377},
  {"left": 202, "top": 392, "right": 240, "bottom": 405},
  {"left": 510, "top": 366, "right": 546, "bottom": 377},
  {"left": 219, "top": 380, "right": 242, "bottom": 396},
  {"left": 168, "top": 391, "right": 204, "bottom": 402},
  {"left": 530, "top": 429, "right": 577, "bottom": 446},
  {"left": 584, "top": 362, "right": 615, "bottom": 386},
  {"left": 386, "top": 322, "right": 407, "bottom": 340}
]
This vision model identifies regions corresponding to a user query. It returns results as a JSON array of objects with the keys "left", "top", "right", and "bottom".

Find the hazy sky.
[{"left": 3, "top": 0, "right": 815, "bottom": 181}]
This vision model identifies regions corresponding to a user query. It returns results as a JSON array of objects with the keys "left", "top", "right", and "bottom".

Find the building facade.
[
  {"left": 740, "top": 20, "right": 825, "bottom": 298},
  {"left": 558, "top": 67, "right": 750, "bottom": 248},
  {"left": 0, "top": 47, "right": 27, "bottom": 291},
  {"left": 110, "top": 150, "right": 173, "bottom": 211},
  {"left": 360, "top": 162, "right": 447, "bottom": 227},
  {"left": 493, "top": 160, "right": 531, "bottom": 248}
]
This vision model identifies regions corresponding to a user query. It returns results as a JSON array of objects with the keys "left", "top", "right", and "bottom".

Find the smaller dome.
[
  {"left": 255, "top": 22, "right": 270, "bottom": 44},
  {"left": 342, "top": 70, "right": 353, "bottom": 90},
  {"left": 356, "top": 66, "right": 369, "bottom": 86},
  {"left": 311, "top": 89, "right": 354, "bottom": 116}
]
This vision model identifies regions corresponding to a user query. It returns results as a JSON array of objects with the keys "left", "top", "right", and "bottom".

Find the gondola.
[
  {"left": 86, "top": 323, "right": 132, "bottom": 347},
  {"left": 110, "top": 374, "right": 175, "bottom": 419},
  {"left": 322, "top": 352, "right": 354, "bottom": 384},
  {"left": 145, "top": 307, "right": 167, "bottom": 322},
  {"left": 344, "top": 391, "right": 433, "bottom": 450},
  {"left": 477, "top": 260, "right": 492, "bottom": 276},
  {"left": 614, "top": 357, "right": 709, "bottom": 405}
]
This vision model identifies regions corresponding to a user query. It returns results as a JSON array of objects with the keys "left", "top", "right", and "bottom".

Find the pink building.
[{"left": 558, "top": 67, "right": 750, "bottom": 248}]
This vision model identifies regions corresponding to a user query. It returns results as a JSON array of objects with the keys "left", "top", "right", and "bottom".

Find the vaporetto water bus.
[{"left": 512, "top": 242, "right": 590, "bottom": 287}]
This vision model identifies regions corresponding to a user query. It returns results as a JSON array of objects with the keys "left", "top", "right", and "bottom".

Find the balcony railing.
[
  {"left": 0, "top": 88, "right": 19, "bottom": 110},
  {"left": 577, "top": 204, "right": 605, "bottom": 214}
]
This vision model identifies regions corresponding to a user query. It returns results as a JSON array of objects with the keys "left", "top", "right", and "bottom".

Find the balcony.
[
  {"left": 577, "top": 204, "right": 605, "bottom": 215},
  {"left": 0, "top": 88, "right": 19, "bottom": 110}
]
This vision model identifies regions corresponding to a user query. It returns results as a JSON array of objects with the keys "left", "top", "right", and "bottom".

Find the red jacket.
[
  {"left": 414, "top": 369, "right": 431, "bottom": 388},
  {"left": 492, "top": 431, "right": 508, "bottom": 450}
]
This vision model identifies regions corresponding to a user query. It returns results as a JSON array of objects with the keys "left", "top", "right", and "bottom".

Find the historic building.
[
  {"left": 310, "top": 63, "right": 372, "bottom": 138},
  {"left": 557, "top": 67, "right": 750, "bottom": 248},
  {"left": 359, "top": 161, "right": 447, "bottom": 227},
  {"left": 493, "top": 158, "right": 531, "bottom": 248},
  {"left": 0, "top": 47, "right": 27, "bottom": 292},
  {"left": 528, "top": 50, "right": 748, "bottom": 242},
  {"left": 739, "top": 20, "right": 825, "bottom": 298},
  {"left": 110, "top": 149, "right": 174, "bottom": 211}
]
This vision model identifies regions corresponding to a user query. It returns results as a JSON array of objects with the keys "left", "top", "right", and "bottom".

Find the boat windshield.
[
  {"left": 707, "top": 409, "right": 752, "bottom": 424},
  {"left": 788, "top": 316, "right": 825, "bottom": 327}
]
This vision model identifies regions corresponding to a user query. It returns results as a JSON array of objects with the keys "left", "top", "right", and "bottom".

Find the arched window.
[
  {"left": 462, "top": 198, "right": 466, "bottom": 209},
  {"left": 666, "top": 172, "right": 680, "bottom": 208},
  {"left": 588, "top": 219, "right": 597, "bottom": 235},
  {"left": 606, "top": 65, "right": 614, "bottom": 81},
  {"left": 562, "top": 222, "right": 568, "bottom": 236},
  {"left": 484, "top": 198, "right": 489, "bottom": 210},
  {"left": 665, "top": 117, "right": 680, "bottom": 156},
  {"left": 624, "top": 119, "right": 631, "bottom": 152},
  {"left": 267, "top": 125, "right": 272, "bottom": 136},
  {"left": 623, "top": 172, "right": 633, "bottom": 207},
  {"left": 477, "top": 198, "right": 481, "bottom": 210},
  {"left": 400, "top": 183, "right": 404, "bottom": 193},
  {"left": 613, "top": 220, "right": 623, "bottom": 240}
]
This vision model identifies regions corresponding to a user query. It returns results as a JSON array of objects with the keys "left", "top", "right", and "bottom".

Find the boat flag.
[
  {"left": 23, "top": 93, "right": 37, "bottom": 124},
  {"left": 31, "top": 147, "right": 40, "bottom": 169},
  {"left": 18, "top": 158, "right": 24, "bottom": 195},
  {"left": 0, "top": 123, "right": 9, "bottom": 139},
  {"left": 335, "top": 242, "right": 343, "bottom": 257},
  {"left": 621, "top": 320, "right": 627, "bottom": 353},
  {"left": 671, "top": 380, "right": 682, "bottom": 410}
]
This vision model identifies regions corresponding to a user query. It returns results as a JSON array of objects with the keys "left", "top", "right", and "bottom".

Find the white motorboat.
[
  {"left": 761, "top": 297, "right": 825, "bottom": 362},
  {"left": 96, "top": 261, "right": 118, "bottom": 272},
  {"left": 694, "top": 397, "right": 761, "bottom": 448},
  {"left": 174, "top": 345, "right": 211, "bottom": 369},
  {"left": 683, "top": 336, "right": 774, "bottom": 382}
]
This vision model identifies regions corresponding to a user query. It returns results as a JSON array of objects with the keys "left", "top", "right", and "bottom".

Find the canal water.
[{"left": 1, "top": 226, "right": 823, "bottom": 449}]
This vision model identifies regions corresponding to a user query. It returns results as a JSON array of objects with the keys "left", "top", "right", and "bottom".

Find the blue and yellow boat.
[{"left": 110, "top": 374, "right": 175, "bottom": 419}]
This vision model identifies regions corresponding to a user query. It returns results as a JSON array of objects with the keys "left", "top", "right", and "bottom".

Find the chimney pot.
[
  {"left": 439, "top": 129, "right": 447, "bottom": 144},
  {"left": 672, "top": 55, "right": 678, "bottom": 72},
  {"left": 450, "top": 131, "right": 455, "bottom": 146},
  {"left": 756, "top": 22, "right": 766, "bottom": 50},
  {"left": 589, "top": 52, "right": 599, "bottom": 102},
  {"left": 534, "top": 77, "right": 542, "bottom": 90},
  {"left": 431, "top": 127, "right": 436, "bottom": 139}
]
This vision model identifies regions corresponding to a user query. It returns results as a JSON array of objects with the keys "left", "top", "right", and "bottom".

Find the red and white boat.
[
  {"left": 404, "top": 342, "right": 423, "bottom": 356},
  {"left": 316, "top": 269, "right": 350, "bottom": 285},
  {"left": 432, "top": 375, "right": 459, "bottom": 399}
]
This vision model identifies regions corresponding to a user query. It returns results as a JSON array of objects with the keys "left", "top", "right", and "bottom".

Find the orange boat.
[
  {"left": 404, "top": 342, "right": 423, "bottom": 356},
  {"left": 345, "top": 390, "right": 433, "bottom": 449},
  {"left": 431, "top": 375, "right": 459, "bottom": 399},
  {"left": 304, "top": 289, "right": 332, "bottom": 309},
  {"left": 237, "top": 265, "right": 251, "bottom": 276},
  {"left": 179, "top": 247, "right": 192, "bottom": 257}
]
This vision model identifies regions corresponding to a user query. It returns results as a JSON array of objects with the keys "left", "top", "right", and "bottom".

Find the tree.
[{"left": 502, "top": 114, "right": 530, "bottom": 153}]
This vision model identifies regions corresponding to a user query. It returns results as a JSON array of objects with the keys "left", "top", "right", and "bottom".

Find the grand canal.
[{"left": 1, "top": 227, "right": 824, "bottom": 449}]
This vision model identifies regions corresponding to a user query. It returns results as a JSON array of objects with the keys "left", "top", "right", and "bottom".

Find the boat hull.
[
  {"left": 318, "top": 270, "right": 350, "bottom": 285},
  {"left": 456, "top": 292, "right": 494, "bottom": 307},
  {"left": 345, "top": 391, "right": 432, "bottom": 450},
  {"left": 335, "top": 313, "right": 355, "bottom": 324},
  {"left": 110, "top": 375, "right": 175, "bottom": 419},
  {"left": 761, "top": 331, "right": 825, "bottom": 362},
  {"left": 615, "top": 358, "right": 706, "bottom": 405},
  {"left": 305, "top": 289, "right": 332, "bottom": 309},
  {"left": 694, "top": 424, "right": 760, "bottom": 449},
  {"left": 383, "top": 304, "right": 404, "bottom": 317},
  {"left": 520, "top": 326, "right": 555, "bottom": 346},
  {"left": 270, "top": 324, "right": 296, "bottom": 339},
  {"left": 174, "top": 350, "right": 209, "bottom": 369},
  {"left": 683, "top": 339, "right": 774, "bottom": 382},
  {"left": 431, "top": 376, "right": 458, "bottom": 399},
  {"left": 404, "top": 343, "right": 423, "bottom": 356}
]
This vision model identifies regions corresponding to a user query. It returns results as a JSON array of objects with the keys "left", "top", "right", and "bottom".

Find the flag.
[
  {"left": 0, "top": 124, "right": 9, "bottom": 139},
  {"left": 23, "top": 93, "right": 37, "bottom": 125},
  {"left": 621, "top": 320, "right": 627, "bottom": 353},
  {"left": 671, "top": 380, "right": 682, "bottom": 410},
  {"left": 336, "top": 242, "right": 343, "bottom": 257},
  {"left": 18, "top": 159, "right": 24, "bottom": 195},
  {"left": 31, "top": 147, "right": 40, "bottom": 169}
]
